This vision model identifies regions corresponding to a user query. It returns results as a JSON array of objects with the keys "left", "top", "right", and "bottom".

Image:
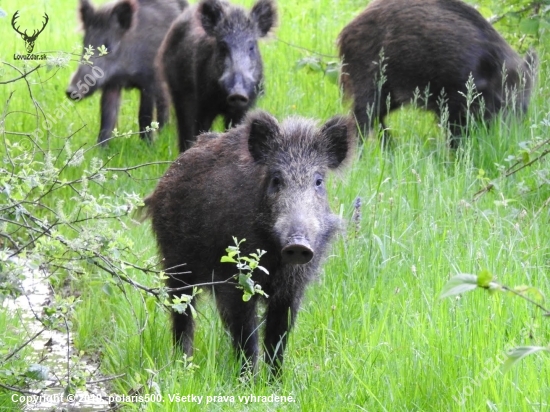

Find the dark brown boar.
[
  {"left": 337, "top": 0, "right": 537, "bottom": 147},
  {"left": 66, "top": 0, "right": 188, "bottom": 145},
  {"left": 159, "top": 0, "right": 276, "bottom": 152},
  {"left": 144, "top": 110, "right": 355, "bottom": 377}
]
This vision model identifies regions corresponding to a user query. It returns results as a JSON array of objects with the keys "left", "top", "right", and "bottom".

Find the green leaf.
[
  {"left": 172, "top": 302, "right": 188, "bottom": 314},
  {"left": 220, "top": 256, "right": 237, "bottom": 263},
  {"left": 295, "top": 56, "right": 323, "bottom": 73},
  {"left": 307, "top": 60, "right": 322, "bottom": 72},
  {"left": 26, "top": 364, "right": 50, "bottom": 381},
  {"left": 97, "top": 45, "right": 109, "bottom": 56},
  {"left": 102, "top": 282, "right": 114, "bottom": 296},
  {"left": 502, "top": 346, "right": 550, "bottom": 372},
  {"left": 439, "top": 274, "right": 478, "bottom": 299},
  {"left": 257, "top": 265, "right": 269, "bottom": 275},
  {"left": 325, "top": 61, "right": 340, "bottom": 85},
  {"left": 238, "top": 274, "right": 255, "bottom": 295},
  {"left": 477, "top": 269, "right": 493, "bottom": 288}
]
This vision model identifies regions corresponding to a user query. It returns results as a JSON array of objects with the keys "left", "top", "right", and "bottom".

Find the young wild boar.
[
  {"left": 144, "top": 110, "right": 355, "bottom": 377},
  {"left": 66, "top": 0, "right": 188, "bottom": 145},
  {"left": 159, "top": 0, "right": 276, "bottom": 152},
  {"left": 338, "top": 0, "right": 537, "bottom": 147}
]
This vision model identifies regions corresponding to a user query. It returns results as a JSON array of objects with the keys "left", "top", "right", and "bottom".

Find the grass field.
[{"left": 1, "top": 0, "right": 550, "bottom": 410}]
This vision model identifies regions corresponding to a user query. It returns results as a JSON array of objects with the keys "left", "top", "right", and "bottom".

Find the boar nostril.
[
  {"left": 282, "top": 240, "right": 314, "bottom": 265},
  {"left": 227, "top": 94, "right": 249, "bottom": 106}
]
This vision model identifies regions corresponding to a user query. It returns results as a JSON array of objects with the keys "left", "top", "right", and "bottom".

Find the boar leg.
[
  {"left": 447, "top": 102, "right": 468, "bottom": 149},
  {"left": 98, "top": 86, "right": 121, "bottom": 145},
  {"left": 171, "top": 298, "right": 196, "bottom": 356},
  {"left": 139, "top": 87, "right": 155, "bottom": 141},
  {"left": 215, "top": 289, "right": 259, "bottom": 374},
  {"left": 196, "top": 111, "right": 217, "bottom": 135},
  {"left": 264, "top": 292, "right": 303, "bottom": 378},
  {"left": 174, "top": 96, "right": 198, "bottom": 152},
  {"left": 155, "top": 86, "right": 169, "bottom": 131}
]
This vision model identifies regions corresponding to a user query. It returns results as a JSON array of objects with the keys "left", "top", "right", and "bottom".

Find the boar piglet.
[
  {"left": 159, "top": 0, "right": 276, "bottom": 152},
  {"left": 144, "top": 110, "right": 355, "bottom": 377},
  {"left": 338, "top": 0, "right": 537, "bottom": 147},
  {"left": 67, "top": 0, "right": 187, "bottom": 145}
]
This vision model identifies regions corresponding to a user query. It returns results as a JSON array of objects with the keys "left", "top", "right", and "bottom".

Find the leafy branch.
[
  {"left": 473, "top": 135, "right": 550, "bottom": 201},
  {"left": 0, "top": 58, "right": 214, "bottom": 399},
  {"left": 221, "top": 237, "right": 268, "bottom": 302},
  {"left": 440, "top": 269, "right": 550, "bottom": 370}
]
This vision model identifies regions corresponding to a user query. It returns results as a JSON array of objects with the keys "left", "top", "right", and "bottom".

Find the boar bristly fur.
[
  {"left": 67, "top": 0, "right": 188, "bottom": 145},
  {"left": 338, "top": 0, "right": 537, "bottom": 147},
  {"left": 144, "top": 110, "right": 355, "bottom": 377},
  {"left": 159, "top": 0, "right": 276, "bottom": 152}
]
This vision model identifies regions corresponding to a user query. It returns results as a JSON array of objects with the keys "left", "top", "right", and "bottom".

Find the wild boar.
[
  {"left": 159, "top": 0, "right": 276, "bottom": 152},
  {"left": 66, "top": 0, "right": 187, "bottom": 144},
  {"left": 338, "top": 0, "right": 537, "bottom": 147},
  {"left": 144, "top": 110, "right": 355, "bottom": 377}
]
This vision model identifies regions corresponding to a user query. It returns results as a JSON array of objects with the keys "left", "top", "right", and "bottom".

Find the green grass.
[{"left": 2, "top": 0, "right": 550, "bottom": 410}]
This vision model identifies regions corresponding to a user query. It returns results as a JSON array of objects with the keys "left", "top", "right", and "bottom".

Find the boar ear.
[
  {"left": 251, "top": 0, "right": 277, "bottom": 37},
  {"left": 200, "top": 0, "right": 224, "bottom": 36},
  {"left": 113, "top": 0, "right": 136, "bottom": 31},
  {"left": 247, "top": 111, "right": 280, "bottom": 164},
  {"left": 321, "top": 116, "right": 355, "bottom": 169},
  {"left": 79, "top": 0, "right": 94, "bottom": 27}
]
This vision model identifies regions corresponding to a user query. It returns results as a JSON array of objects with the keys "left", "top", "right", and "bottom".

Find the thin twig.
[
  {"left": 0, "top": 63, "right": 41, "bottom": 85},
  {"left": 473, "top": 139, "right": 550, "bottom": 201},
  {"left": 501, "top": 284, "right": 550, "bottom": 316},
  {"left": 0, "top": 382, "right": 41, "bottom": 395},
  {"left": 87, "top": 373, "right": 126, "bottom": 385},
  {"left": 274, "top": 36, "right": 339, "bottom": 59},
  {"left": 3, "top": 329, "right": 45, "bottom": 362},
  {"left": 105, "top": 161, "right": 173, "bottom": 172}
]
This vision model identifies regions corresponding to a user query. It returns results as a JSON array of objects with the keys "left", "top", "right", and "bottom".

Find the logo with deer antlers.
[{"left": 12, "top": 11, "right": 49, "bottom": 54}]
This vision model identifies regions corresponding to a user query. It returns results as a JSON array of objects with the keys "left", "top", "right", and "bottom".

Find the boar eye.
[
  {"left": 268, "top": 174, "right": 282, "bottom": 194},
  {"left": 314, "top": 173, "right": 325, "bottom": 193},
  {"left": 314, "top": 173, "right": 324, "bottom": 187}
]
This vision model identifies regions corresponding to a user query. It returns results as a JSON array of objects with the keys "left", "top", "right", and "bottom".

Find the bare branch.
[{"left": 0, "top": 63, "right": 41, "bottom": 85}]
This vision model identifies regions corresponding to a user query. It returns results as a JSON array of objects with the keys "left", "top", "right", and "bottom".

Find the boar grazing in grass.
[
  {"left": 338, "top": 0, "right": 537, "bottom": 147},
  {"left": 67, "top": 0, "right": 187, "bottom": 145},
  {"left": 144, "top": 110, "right": 355, "bottom": 377},
  {"left": 159, "top": 0, "right": 276, "bottom": 152}
]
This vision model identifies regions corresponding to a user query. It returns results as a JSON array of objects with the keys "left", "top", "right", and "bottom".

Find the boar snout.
[
  {"left": 226, "top": 75, "right": 251, "bottom": 108},
  {"left": 227, "top": 92, "right": 249, "bottom": 107},
  {"left": 66, "top": 85, "right": 77, "bottom": 100},
  {"left": 281, "top": 236, "right": 314, "bottom": 265}
]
